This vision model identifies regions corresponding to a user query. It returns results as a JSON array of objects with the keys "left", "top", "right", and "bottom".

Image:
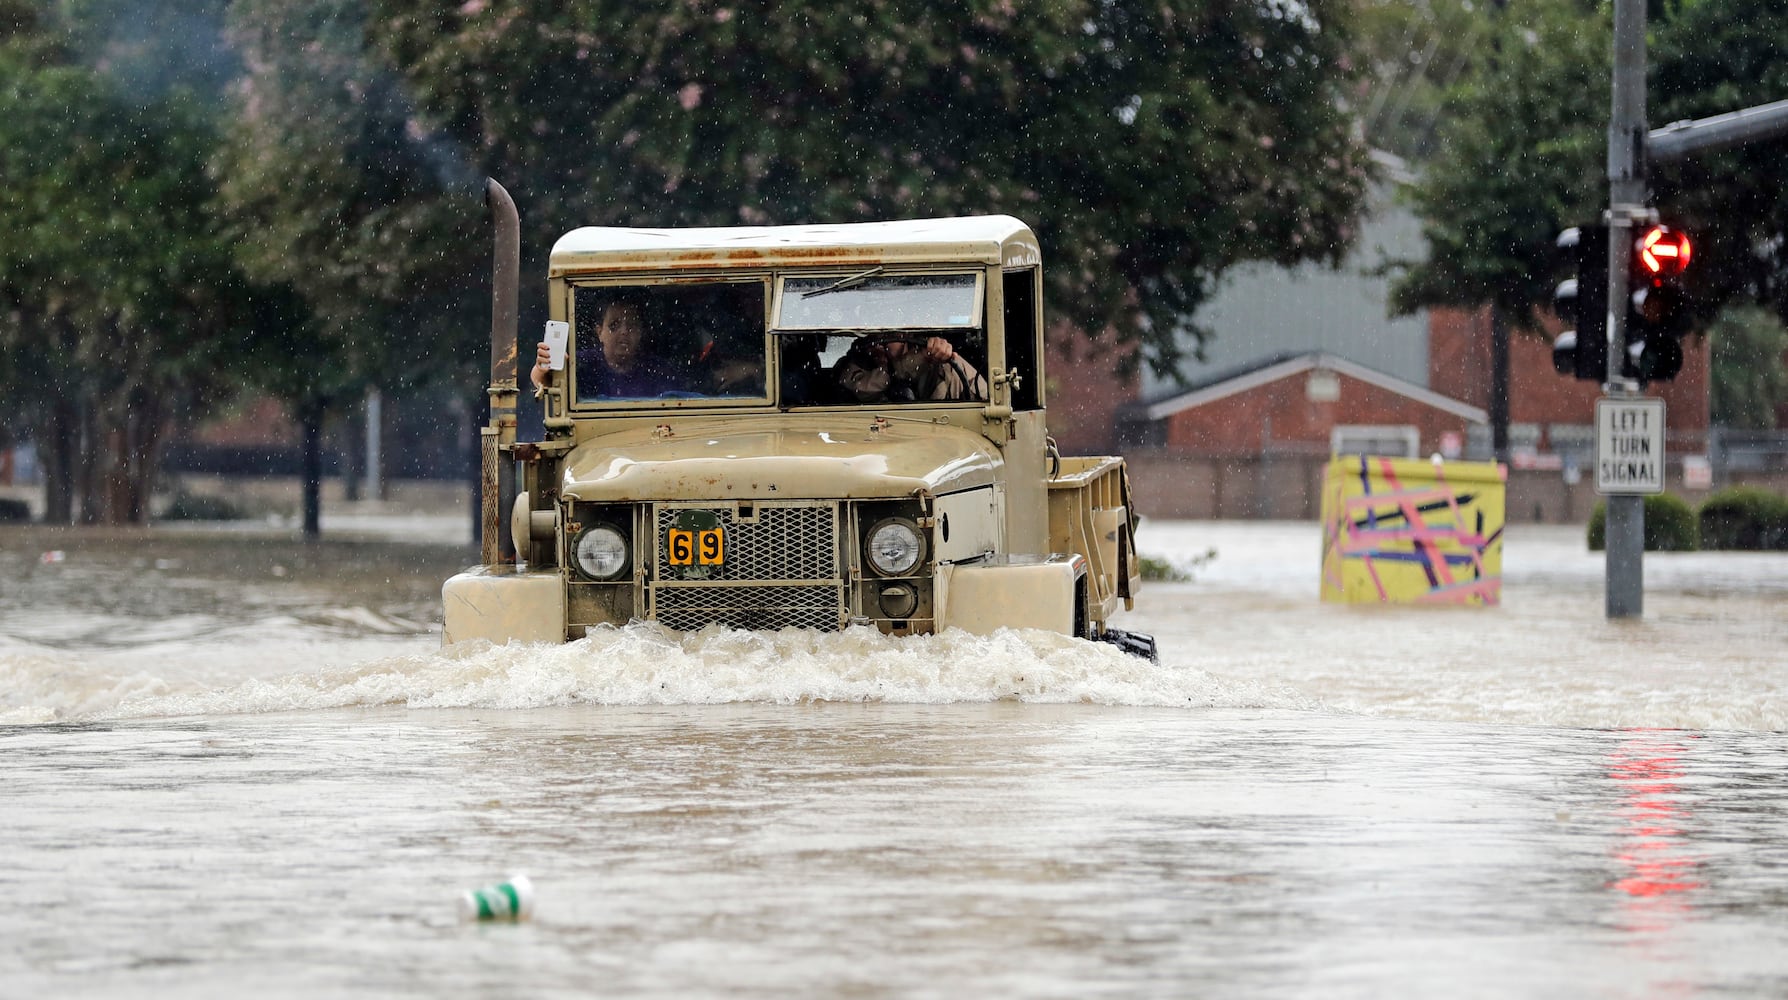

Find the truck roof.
[{"left": 549, "top": 215, "right": 1041, "bottom": 275}]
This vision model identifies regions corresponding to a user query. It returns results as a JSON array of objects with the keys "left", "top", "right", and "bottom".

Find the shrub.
[
  {"left": 1586, "top": 493, "right": 1699, "bottom": 551},
  {"left": 1698, "top": 486, "right": 1788, "bottom": 550},
  {"left": 1135, "top": 547, "right": 1217, "bottom": 583},
  {"left": 1136, "top": 555, "right": 1189, "bottom": 582},
  {"left": 158, "top": 492, "right": 246, "bottom": 522}
]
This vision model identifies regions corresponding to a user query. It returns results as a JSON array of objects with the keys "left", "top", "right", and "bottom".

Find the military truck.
[{"left": 444, "top": 180, "right": 1153, "bottom": 658}]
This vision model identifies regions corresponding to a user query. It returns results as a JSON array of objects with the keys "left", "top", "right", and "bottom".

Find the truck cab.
[{"left": 445, "top": 209, "right": 1149, "bottom": 656}]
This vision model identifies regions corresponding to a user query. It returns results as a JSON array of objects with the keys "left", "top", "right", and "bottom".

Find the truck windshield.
[
  {"left": 777, "top": 274, "right": 980, "bottom": 330},
  {"left": 571, "top": 281, "right": 767, "bottom": 403}
]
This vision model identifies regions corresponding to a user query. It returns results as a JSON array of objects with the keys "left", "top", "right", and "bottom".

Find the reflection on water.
[
  {"left": 1607, "top": 731, "right": 1705, "bottom": 1000},
  {"left": 2, "top": 521, "right": 1786, "bottom": 997},
  {"left": 1610, "top": 732, "right": 1703, "bottom": 903}
]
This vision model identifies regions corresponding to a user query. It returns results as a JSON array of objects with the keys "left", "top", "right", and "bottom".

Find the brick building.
[
  {"left": 1427, "top": 306, "right": 1711, "bottom": 459},
  {"left": 1115, "top": 352, "right": 1484, "bottom": 519},
  {"left": 1126, "top": 352, "right": 1483, "bottom": 457},
  {"left": 1043, "top": 323, "right": 1139, "bottom": 458}
]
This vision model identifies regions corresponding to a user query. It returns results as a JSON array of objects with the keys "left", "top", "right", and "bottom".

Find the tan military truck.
[{"left": 445, "top": 180, "right": 1153, "bottom": 658}]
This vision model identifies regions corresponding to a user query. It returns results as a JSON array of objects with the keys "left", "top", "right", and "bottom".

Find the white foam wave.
[{"left": 0, "top": 624, "right": 1298, "bottom": 724}]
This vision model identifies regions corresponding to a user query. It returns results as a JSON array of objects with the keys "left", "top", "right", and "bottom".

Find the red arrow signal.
[{"left": 1637, "top": 226, "right": 1692, "bottom": 279}]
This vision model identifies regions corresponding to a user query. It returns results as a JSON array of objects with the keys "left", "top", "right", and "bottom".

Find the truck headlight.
[
  {"left": 865, "top": 518, "right": 925, "bottom": 577},
  {"left": 571, "top": 522, "right": 630, "bottom": 581}
]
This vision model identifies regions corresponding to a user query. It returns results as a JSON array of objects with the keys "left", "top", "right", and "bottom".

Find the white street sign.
[
  {"left": 1596, "top": 398, "right": 1666, "bottom": 495},
  {"left": 1682, "top": 454, "right": 1713, "bottom": 490}
]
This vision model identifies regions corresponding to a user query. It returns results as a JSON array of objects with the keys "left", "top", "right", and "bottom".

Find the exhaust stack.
[{"left": 482, "top": 178, "right": 520, "bottom": 569}]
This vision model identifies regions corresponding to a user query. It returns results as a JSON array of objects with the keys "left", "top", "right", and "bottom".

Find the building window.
[
  {"left": 1306, "top": 370, "right": 1341, "bottom": 402},
  {"left": 1331, "top": 424, "right": 1419, "bottom": 458}
]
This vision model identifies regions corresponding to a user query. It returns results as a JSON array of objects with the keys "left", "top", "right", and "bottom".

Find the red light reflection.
[{"left": 1608, "top": 731, "right": 1703, "bottom": 911}]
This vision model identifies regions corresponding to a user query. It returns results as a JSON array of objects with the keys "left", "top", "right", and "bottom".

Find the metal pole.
[
  {"left": 1605, "top": 0, "right": 1645, "bottom": 618},
  {"left": 1488, "top": 0, "right": 1511, "bottom": 468},
  {"left": 364, "top": 387, "right": 383, "bottom": 502},
  {"left": 1649, "top": 98, "right": 1788, "bottom": 163},
  {"left": 1490, "top": 307, "right": 1510, "bottom": 464}
]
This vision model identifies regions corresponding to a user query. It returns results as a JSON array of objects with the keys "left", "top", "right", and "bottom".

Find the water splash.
[{"left": 0, "top": 624, "right": 1295, "bottom": 724}]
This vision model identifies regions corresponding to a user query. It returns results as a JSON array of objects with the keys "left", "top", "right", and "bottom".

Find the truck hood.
[{"left": 560, "top": 415, "right": 1002, "bottom": 501}]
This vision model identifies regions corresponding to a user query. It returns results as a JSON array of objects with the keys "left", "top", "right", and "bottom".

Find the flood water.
[{"left": 3, "top": 520, "right": 1786, "bottom": 997}]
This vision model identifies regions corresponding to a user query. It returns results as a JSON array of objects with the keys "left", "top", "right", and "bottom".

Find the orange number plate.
[{"left": 667, "top": 528, "right": 725, "bottom": 566}]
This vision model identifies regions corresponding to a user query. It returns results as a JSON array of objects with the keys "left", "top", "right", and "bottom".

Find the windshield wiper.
[{"left": 799, "top": 266, "right": 884, "bottom": 299}]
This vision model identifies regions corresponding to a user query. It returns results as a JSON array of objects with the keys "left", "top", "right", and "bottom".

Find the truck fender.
[{"left": 935, "top": 553, "right": 1087, "bottom": 638}]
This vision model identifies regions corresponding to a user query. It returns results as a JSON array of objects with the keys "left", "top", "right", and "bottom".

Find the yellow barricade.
[{"left": 1320, "top": 455, "right": 1506, "bottom": 606}]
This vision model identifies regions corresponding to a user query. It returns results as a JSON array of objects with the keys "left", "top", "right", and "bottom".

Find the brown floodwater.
[{"left": 2, "top": 520, "right": 1785, "bottom": 997}]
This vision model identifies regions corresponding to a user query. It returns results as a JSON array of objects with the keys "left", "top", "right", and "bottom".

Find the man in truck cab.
[{"left": 830, "top": 334, "right": 988, "bottom": 403}]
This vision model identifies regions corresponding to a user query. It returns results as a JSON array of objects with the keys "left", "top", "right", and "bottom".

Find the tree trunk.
[
  {"left": 42, "top": 396, "right": 77, "bottom": 525},
  {"left": 75, "top": 388, "right": 164, "bottom": 525},
  {"left": 76, "top": 400, "right": 101, "bottom": 525},
  {"left": 121, "top": 389, "right": 171, "bottom": 524},
  {"left": 101, "top": 425, "right": 134, "bottom": 523},
  {"left": 301, "top": 402, "right": 323, "bottom": 539}
]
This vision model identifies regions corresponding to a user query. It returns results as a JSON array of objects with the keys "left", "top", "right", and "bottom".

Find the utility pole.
[
  {"left": 364, "top": 387, "right": 384, "bottom": 502},
  {"left": 1602, "top": 0, "right": 1647, "bottom": 618},
  {"left": 1488, "top": 0, "right": 1511, "bottom": 466}
]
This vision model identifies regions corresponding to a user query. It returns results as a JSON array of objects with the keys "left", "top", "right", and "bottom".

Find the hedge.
[
  {"left": 1698, "top": 486, "right": 1788, "bottom": 550},
  {"left": 1587, "top": 493, "right": 1700, "bottom": 551}
]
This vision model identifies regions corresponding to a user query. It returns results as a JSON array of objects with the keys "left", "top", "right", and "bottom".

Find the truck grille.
[
  {"left": 649, "top": 503, "right": 844, "bottom": 631},
  {"left": 653, "top": 504, "right": 838, "bottom": 581},
  {"left": 653, "top": 584, "right": 843, "bottom": 632}
]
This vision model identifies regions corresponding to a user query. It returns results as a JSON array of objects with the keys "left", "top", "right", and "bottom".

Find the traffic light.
[
  {"left": 1552, "top": 224, "right": 1608, "bottom": 380},
  {"left": 1624, "top": 224, "right": 1692, "bottom": 383}
]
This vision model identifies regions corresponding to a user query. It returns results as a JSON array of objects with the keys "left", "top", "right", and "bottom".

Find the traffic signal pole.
[
  {"left": 1650, "top": 98, "right": 1788, "bottom": 163},
  {"left": 1567, "top": 0, "right": 1781, "bottom": 617},
  {"left": 1604, "top": 0, "right": 1646, "bottom": 618}
]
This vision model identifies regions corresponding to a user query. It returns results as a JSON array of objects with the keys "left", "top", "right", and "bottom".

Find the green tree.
[
  {"left": 1708, "top": 306, "right": 1788, "bottom": 429},
  {"left": 1388, "top": 0, "right": 1606, "bottom": 328},
  {"left": 230, "top": 0, "right": 1373, "bottom": 377},
  {"left": 1354, "top": 0, "right": 1496, "bottom": 162},
  {"left": 0, "top": 2, "right": 250, "bottom": 523},
  {"left": 218, "top": 0, "right": 488, "bottom": 534}
]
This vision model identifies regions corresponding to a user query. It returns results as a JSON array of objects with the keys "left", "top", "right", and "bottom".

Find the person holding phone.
[{"left": 532, "top": 299, "right": 680, "bottom": 399}]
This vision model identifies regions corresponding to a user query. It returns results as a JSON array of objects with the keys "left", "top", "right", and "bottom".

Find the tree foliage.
[
  {"left": 1388, "top": 0, "right": 1607, "bottom": 329},
  {"left": 336, "top": 0, "right": 1373, "bottom": 375},
  {"left": 219, "top": 0, "right": 488, "bottom": 404},
  {"left": 1651, "top": 0, "right": 1788, "bottom": 328},
  {"left": 1708, "top": 305, "right": 1788, "bottom": 429},
  {"left": 5, "top": 0, "right": 1378, "bottom": 526},
  {"left": 0, "top": 1, "right": 250, "bottom": 522},
  {"left": 1353, "top": 0, "right": 1495, "bottom": 162}
]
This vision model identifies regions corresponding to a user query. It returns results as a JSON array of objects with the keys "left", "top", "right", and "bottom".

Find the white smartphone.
[{"left": 544, "top": 320, "right": 569, "bottom": 370}]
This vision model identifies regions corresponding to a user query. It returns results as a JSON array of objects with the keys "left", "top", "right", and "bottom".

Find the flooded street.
[{"left": 3, "top": 520, "right": 1786, "bottom": 997}]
